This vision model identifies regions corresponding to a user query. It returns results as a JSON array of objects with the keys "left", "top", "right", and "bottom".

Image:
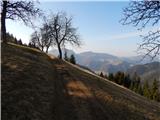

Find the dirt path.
[
  {"left": 50, "top": 58, "right": 160, "bottom": 120},
  {"left": 2, "top": 44, "right": 160, "bottom": 120},
  {"left": 51, "top": 59, "right": 111, "bottom": 120}
]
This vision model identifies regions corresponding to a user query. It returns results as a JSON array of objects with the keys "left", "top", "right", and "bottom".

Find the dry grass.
[{"left": 2, "top": 43, "right": 160, "bottom": 120}]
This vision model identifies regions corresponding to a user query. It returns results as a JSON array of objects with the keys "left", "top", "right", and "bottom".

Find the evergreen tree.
[
  {"left": 151, "top": 79, "right": 159, "bottom": 101},
  {"left": 152, "top": 79, "right": 159, "bottom": 94},
  {"left": 28, "top": 42, "right": 32, "bottom": 47},
  {"left": 108, "top": 73, "right": 114, "bottom": 81},
  {"left": 14, "top": 37, "right": 18, "bottom": 44},
  {"left": 143, "top": 80, "right": 151, "bottom": 99},
  {"left": 120, "top": 72, "right": 125, "bottom": 85},
  {"left": 135, "top": 77, "right": 141, "bottom": 93},
  {"left": 137, "top": 84, "right": 143, "bottom": 95},
  {"left": 69, "top": 54, "right": 76, "bottom": 64},
  {"left": 100, "top": 72, "right": 104, "bottom": 77},
  {"left": 115, "top": 71, "right": 122, "bottom": 84},
  {"left": 113, "top": 71, "right": 127, "bottom": 85},
  {"left": 64, "top": 51, "right": 69, "bottom": 61},
  {"left": 129, "top": 81, "right": 134, "bottom": 90},
  {"left": 18, "top": 39, "right": 22, "bottom": 45},
  {"left": 6, "top": 32, "right": 16, "bottom": 43},
  {"left": 152, "top": 90, "right": 160, "bottom": 101},
  {"left": 123, "top": 74, "right": 131, "bottom": 88},
  {"left": 131, "top": 73, "right": 141, "bottom": 93}
]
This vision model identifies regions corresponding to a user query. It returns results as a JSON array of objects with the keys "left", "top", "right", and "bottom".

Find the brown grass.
[{"left": 2, "top": 43, "right": 160, "bottom": 120}]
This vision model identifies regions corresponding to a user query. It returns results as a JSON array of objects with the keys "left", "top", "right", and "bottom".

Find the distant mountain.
[
  {"left": 49, "top": 49, "right": 159, "bottom": 74},
  {"left": 127, "top": 62, "right": 160, "bottom": 84},
  {"left": 76, "top": 51, "right": 131, "bottom": 73},
  {"left": 120, "top": 55, "right": 159, "bottom": 65},
  {"left": 76, "top": 51, "right": 119, "bottom": 65}
]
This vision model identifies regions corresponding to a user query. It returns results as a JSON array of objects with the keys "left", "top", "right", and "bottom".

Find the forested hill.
[
  {"left": 2, "top": 43, "right": 160, "bottom": 120},
  {"left": 127, "top": 62, "right": 160, "bottom": 84}
]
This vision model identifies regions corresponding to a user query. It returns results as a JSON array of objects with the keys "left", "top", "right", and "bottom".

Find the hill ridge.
[{"left": 2, "top": 43, "right": 160, "bottom": 120}]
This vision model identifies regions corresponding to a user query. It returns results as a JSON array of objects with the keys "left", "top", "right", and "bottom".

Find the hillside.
[
  {"left": 127, "top": 62, "right": 160, "bottom": 84},
  {"left": 2, "top": 43, "right": 160, "bottom": 120}
]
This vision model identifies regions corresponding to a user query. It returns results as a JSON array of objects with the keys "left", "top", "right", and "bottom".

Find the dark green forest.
[{"left": 99, "top": 71, "right": 160, "bottom": 102}]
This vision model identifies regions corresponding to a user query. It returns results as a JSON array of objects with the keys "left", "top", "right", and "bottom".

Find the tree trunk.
[
  {"left": 58, "top": 44, "right": 62, "bottom": 59},
  {"left": 1, "top": 1, "right": 7, "bottom": 43}
]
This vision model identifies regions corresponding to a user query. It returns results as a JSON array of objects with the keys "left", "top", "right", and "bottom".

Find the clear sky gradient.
[{"left": 6, "top": 1, "right": 156, "bottom": 57}]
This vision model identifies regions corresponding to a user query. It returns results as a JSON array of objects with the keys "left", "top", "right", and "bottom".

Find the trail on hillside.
[
  {"left": 53, "top": 61, "right": 109, "bottom": 120},
  {"left": 50, "top": 58, "right": 160, "bottom": 120},
  {"left": 2, "top": 44, "right": 160, "bottom": 120}
]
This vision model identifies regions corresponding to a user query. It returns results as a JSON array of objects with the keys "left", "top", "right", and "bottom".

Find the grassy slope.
[{"left": 2, "top": 43, "right": 160, "bottom": 120}]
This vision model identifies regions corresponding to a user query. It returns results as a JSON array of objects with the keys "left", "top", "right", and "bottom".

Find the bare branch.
[
  {"left": 6, "top": 1, "right": 41, "bottom": 26},
  {"left": 120, "top": 1, "right": 160, "bottom": 29},
  {"left": 137, "top": 29, "right": 160, "bottom": 60},
  {"left": 121, "top": 1, "right": 160, "bottom": 60}
]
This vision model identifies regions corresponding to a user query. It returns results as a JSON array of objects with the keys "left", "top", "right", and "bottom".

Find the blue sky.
[{"left": 6, "top": 1, "right": 156, "bottom": 57}]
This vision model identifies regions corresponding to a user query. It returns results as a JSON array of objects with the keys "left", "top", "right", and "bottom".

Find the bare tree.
[
  {"left": 120, "top": 1, "right": 160, "bottom": 60},
  {"left": 1, "top": 0, "right": 41, "bottom": 42},
  {"left": 30, "top": 19, "right": 54, "bottom": 53},
  {"left": 30, "top": 31, "right": 46, "bottom": 52},
  {"left": 41, "top": 19, "right": 54, "bottom": 53},
  {"left": 48, "top": 12, "right": 81, "bottom": 59}
]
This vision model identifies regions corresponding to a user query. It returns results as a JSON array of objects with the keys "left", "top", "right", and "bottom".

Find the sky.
[{"left": 6, "top": 1, "right": 157, "bottom": 57}]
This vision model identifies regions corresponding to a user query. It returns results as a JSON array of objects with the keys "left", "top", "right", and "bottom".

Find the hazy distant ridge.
[{"left": 49, "top": 49, "right": 159, "bottom": 74}]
